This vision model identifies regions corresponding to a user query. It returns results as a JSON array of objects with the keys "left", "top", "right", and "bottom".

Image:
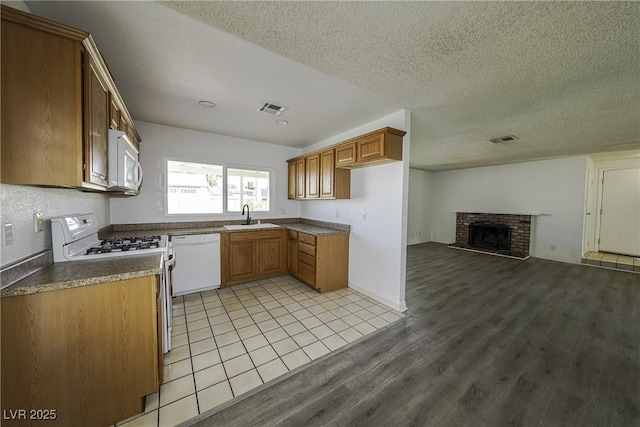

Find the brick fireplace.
[{"left": 453, "top": 212, "right": 532, "bottom": 258}]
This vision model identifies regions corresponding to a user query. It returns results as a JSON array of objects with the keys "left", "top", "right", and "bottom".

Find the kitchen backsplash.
[{"left": 0, "top": 184, "right": 110, "bottom": 267}]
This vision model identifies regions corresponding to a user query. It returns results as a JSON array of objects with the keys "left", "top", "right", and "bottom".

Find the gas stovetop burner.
[{"left": 85, "top": 236, "right": 162, "bottom": 255}]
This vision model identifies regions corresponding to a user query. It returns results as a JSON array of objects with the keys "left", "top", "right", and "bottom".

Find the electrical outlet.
[
  {"left": 280, "top": 208, "right": 286, "bottom": 215},
  {"left": 3, "top": 223, "right": 13, "bottom": 246},
  {"left": 336, "top": 209, "right": 340, "bottom": 218},
  {"left": 550, "top": 245, "right": 557, "bottom": 251},
  {"left": 34, "top": 212, "right": 44, "bottom": 233},
  {"left": 361, "top": 211, "right": 367, "bottom": 221}
]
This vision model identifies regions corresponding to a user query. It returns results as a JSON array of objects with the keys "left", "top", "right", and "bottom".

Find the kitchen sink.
[{"left": 223, "top": 223, "right": 280, "bottom": 231}]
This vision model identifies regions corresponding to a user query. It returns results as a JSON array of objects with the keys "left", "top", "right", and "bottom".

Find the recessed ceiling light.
[
  {"left": 276, "top": 120, "right": 288, "bottom": 125},
  {"left": 198, "top": 100, "right": 216, "bottom": 108}
]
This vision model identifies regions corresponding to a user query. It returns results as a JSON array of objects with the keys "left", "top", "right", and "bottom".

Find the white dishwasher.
[{"left": 171, "top": 233, "right": 221, "bottom": 296}]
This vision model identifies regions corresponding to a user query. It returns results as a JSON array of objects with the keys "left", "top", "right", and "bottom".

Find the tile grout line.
[{"left": 123, "top": 275, "right": 403, "bottom": 426}]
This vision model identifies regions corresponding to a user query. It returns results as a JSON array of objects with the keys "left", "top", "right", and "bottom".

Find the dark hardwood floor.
[{"left": 190, "top": 242, "right": 640, "bottom": 427}]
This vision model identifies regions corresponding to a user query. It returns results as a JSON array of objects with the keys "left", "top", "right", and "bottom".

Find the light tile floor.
[
  {"left": 582, "top": 250, "right": 640, "bottom": 272},
  {"left": 116, "top": 275, "right": 404, "bottom": 427}
]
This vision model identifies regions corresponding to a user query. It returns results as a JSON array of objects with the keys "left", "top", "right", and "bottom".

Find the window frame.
[{"left": 165, "top": 158, "right": 275, "bottom": 216}]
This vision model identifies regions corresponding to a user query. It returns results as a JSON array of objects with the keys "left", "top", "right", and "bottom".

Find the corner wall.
[
  {"left": 430, "top": 156, "right": 588, "bottom": 263},
  {"left": 300, "top": 110, "right": 410, "bottom": 311},
  {"left": 407, "top": 168, "right": 433, "bottom": 245}
]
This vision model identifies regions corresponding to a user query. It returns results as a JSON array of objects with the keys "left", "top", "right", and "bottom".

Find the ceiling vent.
[
  {"left": 258, "top": 102, "right": 288, "bottom": 116},
  {"left": 489, "top": 135, "right": 519, "bottom": 144}
]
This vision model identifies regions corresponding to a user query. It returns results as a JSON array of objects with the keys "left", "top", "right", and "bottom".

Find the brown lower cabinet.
[
  {"left": 221, "top": 230, "right": 287, "bottom": 286},
  {"left": 288, "top": 231, "right": 349, "bottom": 293},
  {"left": 1, "top": 276, "right": 161, "bottom": 427}
]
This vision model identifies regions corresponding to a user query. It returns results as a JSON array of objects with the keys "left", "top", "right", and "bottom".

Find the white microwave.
[{"left": 108, "top": 130, "right": 143, "bottom": 192}]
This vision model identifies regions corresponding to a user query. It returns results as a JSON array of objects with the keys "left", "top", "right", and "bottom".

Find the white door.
[{"left": 598, "top": 168, "right": 640, "bottom": 256}]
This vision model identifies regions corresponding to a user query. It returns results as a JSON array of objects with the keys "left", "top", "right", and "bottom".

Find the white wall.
[
  {"left": 407, "top": 168, "right": 433, "bottom": 245},
  {"left": 2, "top": 1, "right": 30, "bottom": 13},
  {"left": 300, "top": 110, "right": 410, "bottom": 311},
  {"left": 0, "top": 185, "right": 110, "bottom": 266},
  {"left": 430, "top": 156, "right": 588, "bottom": 263},
  {"left": 110, "top": 121, "right": 302, "bottom": 224}
]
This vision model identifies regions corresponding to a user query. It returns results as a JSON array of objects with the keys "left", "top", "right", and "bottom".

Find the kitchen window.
[{"left": 166, "top": 160, "right": 272, "bottom": 215}]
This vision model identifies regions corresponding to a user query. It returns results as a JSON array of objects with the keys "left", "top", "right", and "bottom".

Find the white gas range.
[{"left": 51, "top": 213, "right": 174, "bottom": 353}]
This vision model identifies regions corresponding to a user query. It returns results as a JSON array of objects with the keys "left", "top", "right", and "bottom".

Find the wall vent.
[
  {"left": 489, "top": 135, "right": 519, "bottom": 144},
  {"left": 257, "top": 102, "right": 288, "bottom": 116}
]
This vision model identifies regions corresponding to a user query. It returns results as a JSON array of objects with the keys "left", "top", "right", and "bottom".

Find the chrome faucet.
[{"left": 242, "top": 204, "right": 251, "bottom": 225}]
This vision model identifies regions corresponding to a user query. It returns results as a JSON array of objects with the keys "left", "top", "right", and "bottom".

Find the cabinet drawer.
[
  {"left": 288, "top": 230, "right": 298, "bottom": 240},
  {"left": 297, "top": 261, "right": 316, "bottom": 287},
  {"left": 298, "top": 251, "right": 316, "bottom": 267},
  {"left": 298, "top": 233, "right": 316, "bottom": 246},
  {"left": 299, "top": 242, "right": 316, "bottom": 256},
  {"left": 229, "top": 230, "right": 282, "bottom": 242}
]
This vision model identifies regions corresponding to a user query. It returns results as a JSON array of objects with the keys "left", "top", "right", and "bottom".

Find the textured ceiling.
[
  {"left": 25, "top": 1, "right": 640, "bottom": 170},
  {"left": 23, "top": 1, "right": 400, "bottom": 148}
]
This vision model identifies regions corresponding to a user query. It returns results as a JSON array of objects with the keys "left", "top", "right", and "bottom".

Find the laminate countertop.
[
  {"left": 1, "top": 254, "right": 163, "bottom": 298},
  {"left": 2, "top": 222, "right": 348, "bottom": 298},
  {"left": 106, "top": 222, "right": 348, "bottom": 238}
]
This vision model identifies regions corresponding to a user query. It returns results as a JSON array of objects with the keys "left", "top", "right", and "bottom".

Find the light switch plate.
[
  {"left": 3, "top": 223, "right": 13, "bottom": 246},
  {"left": 34, "top": 212, "right": 44, "bottom": 233}
]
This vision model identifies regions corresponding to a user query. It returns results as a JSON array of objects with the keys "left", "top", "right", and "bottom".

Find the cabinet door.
[
  {"left": 320, "top": 149, "right": 335, "bottom": 198},
  {"left": 1, "top": 276, "right": 158, "bottom": 427},
  {"left": 120, "top": 115, "right": 129, "bottom": 136},
  {"left": 84, "top": 52, "right": 110, "bottom": 187},
  {"left": 296, "top": 158, "right": 306, "bottom": 199},
  {"left": 287, "top": 161, "right": 296, "bottom": 199},
  {"left": 356, "top": 133, "right": 385, "bottom": 163},
  {"left": 288, "top": 238, "right": 298, "bottom": 275},
  {"left": 229, "top": 241, "right": 257, "bottom": 282},
  {"left": 1, "top": 16, "right": 83, "bottom": 187},
  {"left": 297, "top": 260, "right": 317, "bottom": 288},
  {"left": 335, "top": 142, "right": 356, "bottom": 167},
  {"left": 109, "top": 96, "right": 120, "bottom": 130},
  {"left": 306, "top": 154, "right": 320, "bottom": 198},
  {"left": 259, "top": 238, "right": 283, "bottom": 275}
]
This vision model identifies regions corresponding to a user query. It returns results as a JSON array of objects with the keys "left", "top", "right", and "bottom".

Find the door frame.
[{"left": 595, "top": 166, "right": 639, "bottom": 254}]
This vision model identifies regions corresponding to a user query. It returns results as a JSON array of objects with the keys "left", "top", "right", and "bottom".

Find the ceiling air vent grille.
[
  {"left": 489, "top": 135, "right": 519, "bottom": 144},
  {"left": 257, "top": 102, "right": 288, "bottom": 116}
]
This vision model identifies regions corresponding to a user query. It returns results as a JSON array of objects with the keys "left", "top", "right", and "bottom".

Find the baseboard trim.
[{"left": 348, "top": 282, "right": 407, "bottom": 312}]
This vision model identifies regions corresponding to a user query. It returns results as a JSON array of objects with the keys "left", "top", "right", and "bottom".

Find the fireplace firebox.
[{"left": 468, "top": 222, "right": 511, "bottom": 251}]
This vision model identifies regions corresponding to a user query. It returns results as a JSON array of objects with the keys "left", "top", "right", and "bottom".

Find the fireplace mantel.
[{"left": 452, "top": 210, "right": 544, "bottom": 216}]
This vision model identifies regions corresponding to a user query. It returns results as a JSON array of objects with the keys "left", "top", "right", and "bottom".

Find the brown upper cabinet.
[
  {"left": 346, "top": 127, "right": 406, "bottom": 168},
  {"left": 335, "top": 142, "right": 357, "bottom": 167},
  {"left": 287, "top": 161, "right": 297, "bottom": 199},
  {"left": 0, "top": 5, "right": 140, "bottom": 189},
  {"left": 288, "top": 149, "right": 350, "bottom": 200},
  {"left": 286, "top": 158, "right": 307, "bottom": 199},
  {"left": 109, "top": 96, "right": 121, "bottom": 130},
  {"left": 84, "top": 50, "right": 110, "bottom": 188},
  {"left": 306, "top": 154, "right": 320, "bottom": 198},
  {"left": 287, "top": 127, "right": 404, "bottom": 200}
]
